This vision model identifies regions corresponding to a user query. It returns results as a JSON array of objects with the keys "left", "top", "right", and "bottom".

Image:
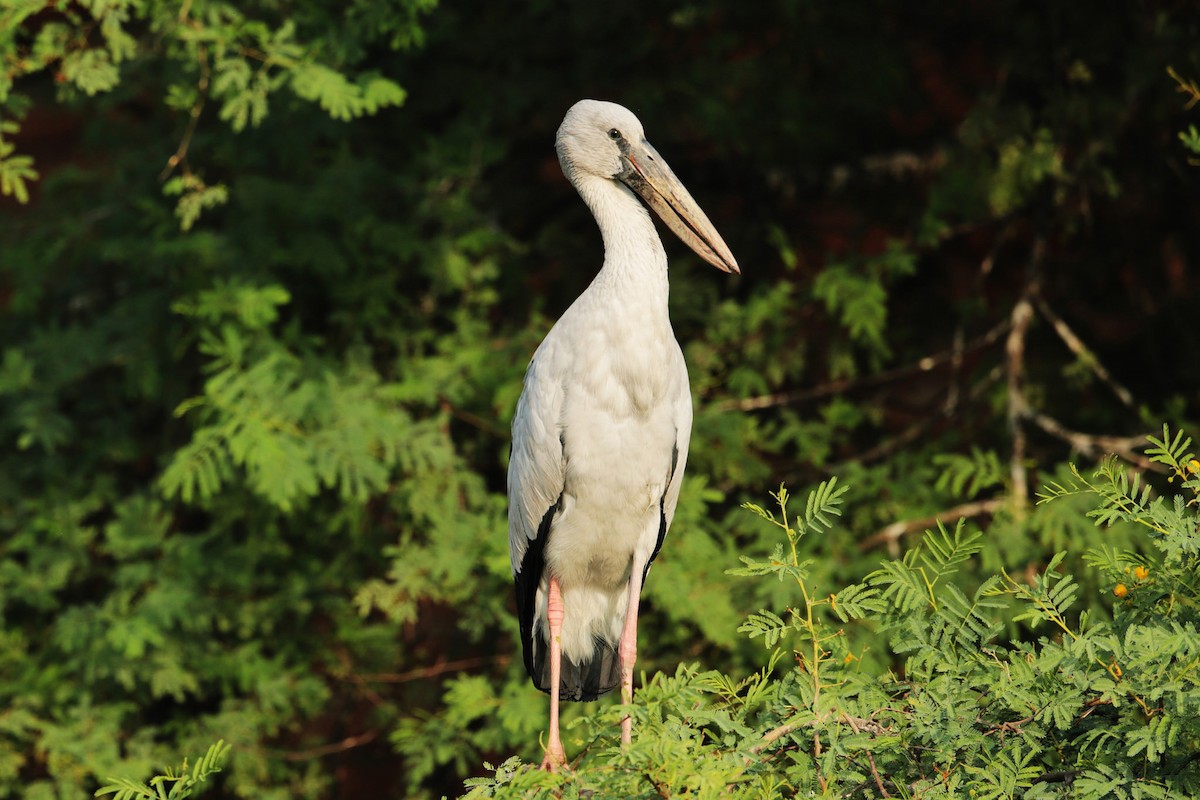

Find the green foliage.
[
  {"left": 0, "top": 120, "right": 36, "bottom": 204},
  {"left": 935, "top": 447, "right": 1007, "bottom": 498},
  {"left": 2, "top": 1, "right": 1198, "bottom": 797},
  {"left": 95, "top": 741, "right": 229, "bottom": 800},
  {"left": 162, "top": 176, "right": 230, "bottom": 232},
  {"left": 0, "top": 0, "right": 425, "bottom": 214},
  {"left": 461, "top": 441, "right": 1200, "bottom": 796},
  {"left": 811, "top": 242, "right": 916, "bottom": 362}
]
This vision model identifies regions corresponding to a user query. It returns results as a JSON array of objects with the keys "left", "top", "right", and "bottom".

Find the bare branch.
[
  {"left": 844, "top": 715, "right": 892, "bottom": 797},
  {"left": 276, "top": 730, "right": 378, "bottom": 761},
  {"left": 439, "top": 397, "right": 508, "bottom": 439},
  {"left": 718, "top": 318, "right": 1010, "bottom": 413},
  {"left": 160, "top": 32, "right": 209, "bottom": 182},
  {"left": 860, "top": 498, "right": 1006, "bottom": 555},
  {"left": 1005, "top": 291, "right": 1034, "bottom": 510},
  {"left": 1005, "top": 239, "right": 1046, "bottom": 513},
  {"left": 830, "top": 364, "right": 1004, "bottom": 472},
  {"left": 1032, "top": 293, "right": 1137, "bottom": 409},
  {"left": 1168, "top": 66, "right": 1200, "bottom": 110},
  {"left": 353, "top": 654, "right": 510, "bottom": 684},
  {"left": 750, "top": 715, "right": 889, "bottom": 754},
  {"left": 1027, "top": 412, "right": 1156, "bottom": 471}
]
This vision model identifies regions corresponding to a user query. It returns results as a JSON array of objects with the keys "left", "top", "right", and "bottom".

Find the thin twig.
[
  {"left": 1006, "top": 293, "right": 1035, "bottom": 509},
  {"left": 439, "top": 397, "right": 508, "bottom": 439},
  {"left": 751, "top": 721, "right": 804, "bottom": 753},
  {"left": 828, "top": 364, "right": 1004, "bottom": 473},
  {"left": 276, "top": 730, "right": 378, "bottom": 761},
  {"left": 1032, "top": 294, "right": 1136, "bottom": 409},
  {"left": 813, "top": 732, "right": 826, "bottom": 794},
  {"left": 716, "top": 319, "right": 1011, "bottom": 413},
  {"left": 355, "top": 654, "right": 509, "bottom": 684},
  {"left": 160, "top": 33, "right": 209, "bottom": 182},
  {"left": 860, "top": 498, "right": 1007, "bottom": 554},
  {"left": 749, "top": 715, "right": 888, "bottom": 754},
  {"left": 984, "top": 714, "right": 1034, "bottom": 740},
  {"left": 1006, "top": 293, "right": 1036, "bottom": 509},
  {"left": 944, "top": 325, "right": 965, "bottom": 415},
  {"left": 645, "top": 772, "right": 672, "bottom": 799},
  {"left": 1027, "top": 412, "right": 1156, "bottom": 471},
  {"left": 844, "top": 715, "right": 891, "bottom": 797},
  {"left": 1168, "top": 66, "right": 1200, "bottom": 110},
  {"left": 331, "top": 647, "right": 388, "bottom": 708}
]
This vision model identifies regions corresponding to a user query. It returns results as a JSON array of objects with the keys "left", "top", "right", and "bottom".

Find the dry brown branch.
[
  {"left": 717, "top": 319, "right": 1010, "bottom": 413},
  {"left": 277, "top": 729, "right": 378, "bottom": 761},
  {"left": 1168, "top": 66, "right": 1200, "bottom": 110},
  {"left": 1032, "top": 294, "right": 1136, "bottom": 409},
  {"left": 439, "top": 397, "right": 508, "bottom": 439},
  {"left": 1027, "top": 412, "right": 1156, "bottom": 471},
  {"left": 355, "top": 654, "right": 509, "bottom": 684},
  {"left": 985, "top": 714, "right": 1034, "bottom": 740},
  {"left": 831, "top": 364, "right": 1004, "bottom": 473},
  {"left": 860, "top": 498, "right": 1006, "bottom": 554},
  {"left": 844, "top": 715, "right": 892, "bottom": 797},
  {"left": 645, "top": 772, "right": 672, "bottom": 799},
  {"left": 1004, "top": 238, "right": 1046, "bottom": 511},
  {"left": 160, "top": 25, "right": 209, "bottom": 182},
  {"left": 944, "top": 326, "right": 965, "bottom": 415},
  {"left": 1006, "top": 290, "right": 1036, "bottom": 510},
  {"left": 749, "top": 715, "right": 889, "bottom": 754}
]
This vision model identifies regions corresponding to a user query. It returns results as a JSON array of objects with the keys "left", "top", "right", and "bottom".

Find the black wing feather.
[
  {"left": 515, "top": 497, "right": 620, "bottom": 702},
  {"left": 640, "top": 438, "right": 679, "bottom": 586},
  {"left": 516, "top": 501, "right": 556, "bottom": 682}
]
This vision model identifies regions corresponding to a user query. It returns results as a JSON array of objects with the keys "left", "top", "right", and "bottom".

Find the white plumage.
[{"left": 508, "top": 99, "right": 738, "bottom": 769}]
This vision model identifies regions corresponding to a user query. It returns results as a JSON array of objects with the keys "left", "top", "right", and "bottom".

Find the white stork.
[{"left": 508, "top": 99, "right": 739, "bottom": 770}]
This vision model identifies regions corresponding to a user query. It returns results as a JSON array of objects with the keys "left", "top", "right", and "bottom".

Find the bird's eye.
[{"left": 608, "top": 128, "right": 622, "bottom": 140}]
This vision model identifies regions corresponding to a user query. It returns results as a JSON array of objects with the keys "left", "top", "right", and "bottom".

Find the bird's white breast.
[{"left": 538, "top": 290, "right": 688, "bottom": 593}]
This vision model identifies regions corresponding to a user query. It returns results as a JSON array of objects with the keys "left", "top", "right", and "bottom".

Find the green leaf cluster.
[
  {"left": 461, "top": 450, "right": 1200, "bottom": 797},
  {"left": 95, "top": 741, "right": 229, "bottom": 800}
]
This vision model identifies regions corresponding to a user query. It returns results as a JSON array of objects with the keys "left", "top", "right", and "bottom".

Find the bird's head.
[{"left": 556, "top": 99, "right": 740, "bottom": 275}]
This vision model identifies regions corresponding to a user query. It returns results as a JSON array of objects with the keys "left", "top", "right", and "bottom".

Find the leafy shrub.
[{"left": 457, "top": 428, "right": 1200, "bottom": 798}]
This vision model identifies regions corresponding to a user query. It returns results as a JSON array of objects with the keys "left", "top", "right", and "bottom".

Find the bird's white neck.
[{"left": 574, "top": 174, "right": 670, "bottom": 308}]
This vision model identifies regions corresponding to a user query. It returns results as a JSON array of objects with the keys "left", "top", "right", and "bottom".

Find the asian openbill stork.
[{"left": 508, "top": 99, "right": 739, "bottom": 770}]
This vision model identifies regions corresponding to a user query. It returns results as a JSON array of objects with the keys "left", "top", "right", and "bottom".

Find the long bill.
[{"left": 619, "top": 141, "right": 740, "bottom": 274}]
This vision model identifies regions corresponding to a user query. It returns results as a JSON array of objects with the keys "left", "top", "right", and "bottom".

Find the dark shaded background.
[{"left": 2, "top": 1, "right": 1199, "bottom": 796}]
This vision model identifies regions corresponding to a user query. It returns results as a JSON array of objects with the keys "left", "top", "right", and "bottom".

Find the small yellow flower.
[
  {"left": 1133, "top": 565, "right": 1149, "bottom": 581},
  {"left": 1112, "top": 663, "right": 1123, "bottom": 678},
  {"left": 1188, "top": 459, "right": 1200, "bottom": 474},
  {"left": 1113, "top": 583, "right": 1128, "bottom": 598}
]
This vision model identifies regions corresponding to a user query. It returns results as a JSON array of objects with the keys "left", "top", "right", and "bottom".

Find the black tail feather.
[
  {"left": 515, "top": 496, "right": 671, "bottom": 703},
  {"left": 530, "top": 635, "right": 619, "bottom": 702}
]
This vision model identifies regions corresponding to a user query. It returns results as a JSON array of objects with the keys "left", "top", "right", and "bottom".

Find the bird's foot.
[{"left": 538, "top": 742, "right": 568, "bottom": 772}]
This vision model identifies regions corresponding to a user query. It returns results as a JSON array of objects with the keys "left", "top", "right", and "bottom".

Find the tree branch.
[
  {"left": 749, "top": 714, "right": 889, "bottom": 754},
  {"left": 276, "top": 730, "right": 378, "bottom": 761},
  {"left": 1032, "top": 293, "right": 1136, "bottom": 409},
  {"left": 860, "top": 498, "right": 1007, "bottom": 554},
  {"left": 353, "top": 654, "right": 510, "bottom": 684},
  {"left": 828, "top": 364, "right": 1004, "bottom": 473},
  {"left": 716, "top": 319, "right": 1010, "bottom": 413},
  {"left": 1026, "top": 412, "right": 1156, "bottom": 471},
  {"left": 1006, "top": 287, "right": 1036, "bottom": 510},
  {"left": 160, "top": 27, "right": 209, "bottom": 182}
]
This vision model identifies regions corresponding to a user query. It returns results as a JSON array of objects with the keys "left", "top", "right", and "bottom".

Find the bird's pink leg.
[
  {"left": 539, "top": 576, "right": 567, "bottom": 771},
  {"left": 618, "top": 562, "right": 645, "bottom": 744}
]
